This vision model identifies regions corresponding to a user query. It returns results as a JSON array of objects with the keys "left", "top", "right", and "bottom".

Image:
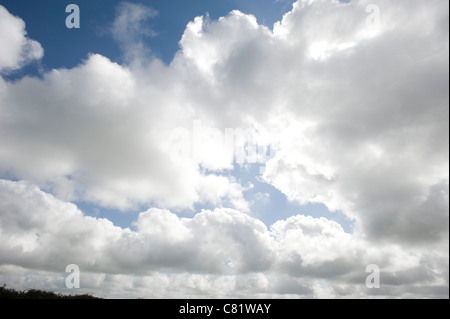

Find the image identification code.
[{"left": 179, "top": 303, "right": 271, "bottom": 316}]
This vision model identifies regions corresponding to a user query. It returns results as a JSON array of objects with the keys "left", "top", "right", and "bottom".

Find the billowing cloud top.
[
  {"left": 0, "top": 6, "right": 43, "bottom": 72},
  {"left": 0, "top": 0, "right": 448, "bottom": 298}
]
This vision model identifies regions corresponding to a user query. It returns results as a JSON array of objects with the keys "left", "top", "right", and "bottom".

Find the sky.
[{"left": 0, "top": 0, "right": 448, "bottom": 299}]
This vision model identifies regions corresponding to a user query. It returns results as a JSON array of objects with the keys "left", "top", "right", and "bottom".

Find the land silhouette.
[{"left": 0, "top": 285, "right": 101, "bottom": 299}]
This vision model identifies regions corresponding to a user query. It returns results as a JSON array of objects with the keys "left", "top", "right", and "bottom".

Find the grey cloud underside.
[
  {"left": 0, "top": 179, "right": 448, "bottom": 298},
  {"left": 0, "top": 0, "right": 448, "bottom": 298}
]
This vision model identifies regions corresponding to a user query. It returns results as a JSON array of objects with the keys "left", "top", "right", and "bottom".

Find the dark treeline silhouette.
[{"left": 0, "top": 285, "right": 101, "bottom": 299}]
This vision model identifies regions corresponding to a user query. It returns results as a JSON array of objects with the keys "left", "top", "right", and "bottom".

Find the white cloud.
[
  {"left": 111, "top": 2, "right": 159, "bottom": 60},
  {"left": 0, "top": 0, "right": 448, "bottom": 298},
  {"left": 0, "top": 5, "right": 43, "bottom": 73},
  {"left": 0, "top": 52, "right": 250, "bottom": 211},
  {"left": 257, "top": 0, "right": 449, "bottom": 244},
  {"left": 0, "top": 179, "right": 270, "bottom": 275},
  {"left": 0, "top": 179, "right": 447, "bottom": 298}
]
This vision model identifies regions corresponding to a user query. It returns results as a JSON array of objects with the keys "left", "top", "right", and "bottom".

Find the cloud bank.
[
  {"left": 0, "top": 179, "right": 447, "bottom": 298},
  {"left": 0, "top": 0, "right": 448, "bottom": 298}
]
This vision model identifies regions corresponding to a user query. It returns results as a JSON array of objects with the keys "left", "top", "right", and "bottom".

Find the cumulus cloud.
[
  {"left": 0, "top": 179, "right": 267, "bottom": 275},
  {"left": 0, "top": 0, "right": 448, "bottom": 298},
  {"left": 0, "top": 179, "right": 448, "bottom": 298},
  {"left": 0, "top": 5, "right": 43, "bottom": 73},
  {"left": 0, "top": 53, "right": 249, "bottom": 211},
  {"left": 258, "top": 0, "right": 449, "bottom": 245}
]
